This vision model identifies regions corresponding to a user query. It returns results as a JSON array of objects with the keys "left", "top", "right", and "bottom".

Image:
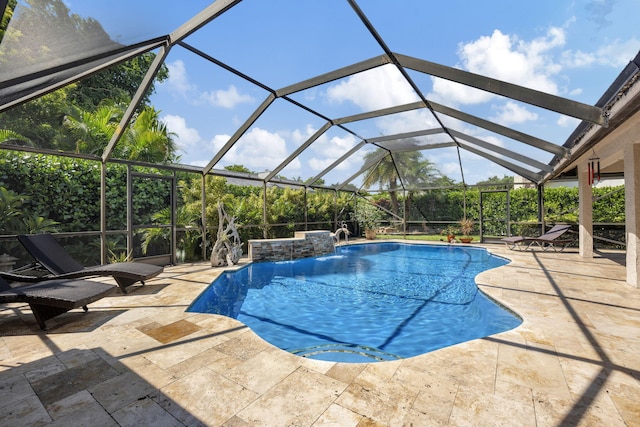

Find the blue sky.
[{"left": 67, "top": 0, "right": 640, "bottom": 187}]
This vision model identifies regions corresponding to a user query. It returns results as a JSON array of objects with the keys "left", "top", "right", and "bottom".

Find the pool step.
[{"left": 290, "top": 343, "right": 401, "bottom": 362}]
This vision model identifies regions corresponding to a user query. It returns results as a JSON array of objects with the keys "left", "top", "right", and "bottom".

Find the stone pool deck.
[{"left": 0, "top": 241, "right": 638, "bottom": 426}]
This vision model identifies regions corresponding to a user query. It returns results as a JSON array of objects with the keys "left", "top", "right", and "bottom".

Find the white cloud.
[
  {"left": 163, "top": 60, "right": 196, "bottom": 95},
  {"left": 326, "top": 64, "right": 419, "bottom": 110},
  {"left": 375, "top": 110, "right": 440, "bottom": 136},
  {"left": 593, "top": 38, "right": 640, "bottom": 67},
  {"left": 430, "top": 28, "right": 566, "bottom": 105},
  {"left": 440, "top": 161, "right": 462, "bottom": 178},
  {"left": 430, "top": 79, "right": 494, "bottom": 105},
  {"left": 490, "top": 101, "right": 539, "bottom": 125},
  {"left": 291, "top": 124, "right": 317, "bottom": 144},
  {"left": 211, "top": 127, "right": 300, "bottom": 172},
  {"left": 161, "top": 60, "right": 254, "bottom": 109},
  {"left": 211, "top": 134, "right": 231, "bottom": 151},
  {"left": 568, "top": 87, "right": 583, "bottom": 96},
  {"left": 459, "top": 28, "right": 564, "bottom": 91},
  {"left": 557, "top": 115, "right": 580, "bottom": 128},
  {"left": 308, "top": 133, "right": 358, "bottom": 171},
  {"left": 561, "top": 38, "right": 640, "bottom": 69},
  {"left": 561, "top": 49, "right": 597, "bottom": 68},
  {"left": 200, "top": 85, "right": 254, "bottom": 109},
  {"left": 161, "top": 114, "right": 202, "bottom": 150}
]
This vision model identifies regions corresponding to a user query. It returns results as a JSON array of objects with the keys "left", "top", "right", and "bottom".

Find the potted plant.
[
  {"left": 458, "top": 218, "right": 474, "bottom": 243},
  {"left": 351, "top": 202, "right": 383, "bottom": 240},
  {"left": 441, "top": 224, "right": 458, "bottom": 243}
]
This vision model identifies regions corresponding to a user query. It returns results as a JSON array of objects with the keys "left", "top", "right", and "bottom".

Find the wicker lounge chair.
[
  {"left": 501, "top": 224, "right": 573, "bottom": 251},
  {"left": 15, "top": 234, "right": 163, "bottom": 294},
  {"left": 0, "top": 276, "right": 114, "bottom": 330}
]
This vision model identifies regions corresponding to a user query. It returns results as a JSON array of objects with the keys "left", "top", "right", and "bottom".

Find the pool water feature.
[{"left": 188, "top": 242, "right": 521, "bottom": 363}]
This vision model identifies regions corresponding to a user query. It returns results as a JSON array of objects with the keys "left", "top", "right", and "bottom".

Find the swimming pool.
[{"left": 188, "top": 242, "right": 521, "bottom": 363}]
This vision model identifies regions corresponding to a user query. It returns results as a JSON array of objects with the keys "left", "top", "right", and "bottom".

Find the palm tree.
[
  {"left": 64, "top": 103, "right": 177, "bottom": 163},
  {"left": 64, "top": 103, "right": 120, "bottom": 155},
  {"left": 362, "top": 149, "right": 400, "bottom": 214},
  {"left": 0, "top": 129, "right": 33, "bottom": 146},
  {"left": 362, "top": 148, "right": 440, "bottom": 215},
  {"left": 118, "top": 107, "right": 177, "bottom": 163}
]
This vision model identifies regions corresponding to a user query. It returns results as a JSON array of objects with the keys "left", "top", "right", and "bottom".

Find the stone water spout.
[{"left": 333, "top": 222, "right": 350, "bottom": 245}]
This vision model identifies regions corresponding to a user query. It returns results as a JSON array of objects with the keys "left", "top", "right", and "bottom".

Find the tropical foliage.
[
  {"left": 1, "top": 0, "right": 169, "bottom": 158},
  {"left": 362, "top": 148, "right": 443, "bottom": 216},
  {"left": 0, "top": 149, "right": 628, "bottom": 265}
]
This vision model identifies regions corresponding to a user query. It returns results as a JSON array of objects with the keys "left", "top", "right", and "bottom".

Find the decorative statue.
[{"left": 210, "top": 201, "right": 243, "bottom": 266}]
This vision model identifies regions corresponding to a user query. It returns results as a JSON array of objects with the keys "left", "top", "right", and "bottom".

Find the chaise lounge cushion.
[
  {"left": 0, "top": 277, "right": 115, "bottom": 330},
  {"left": 501, "top": 224, "right": 572, "bottom": 251},
  {"left": 17, "top": 233, "right": 163, "bottom": 293}
]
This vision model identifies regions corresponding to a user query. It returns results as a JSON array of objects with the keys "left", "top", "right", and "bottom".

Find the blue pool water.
[{"left": 188, "top": 242, "right": 521, "bottom": 363}]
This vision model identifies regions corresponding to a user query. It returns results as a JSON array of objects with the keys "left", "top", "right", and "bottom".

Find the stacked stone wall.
[{"left": 248, "top": 231, "right": 334, "bottom": 262}]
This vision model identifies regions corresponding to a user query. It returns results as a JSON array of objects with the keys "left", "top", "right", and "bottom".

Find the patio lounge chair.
[
  {"left": 0, "top": 276, "right": 114, "bottom": 330},
  {"left": 15, "top": 233, "right": 163, "bottom": 294},
  {"left": 501, "top": 224, "right": 573, "bottom": 251}
]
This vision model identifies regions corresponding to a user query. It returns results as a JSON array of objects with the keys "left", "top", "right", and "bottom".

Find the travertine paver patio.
[{"left": 0, "top": 241, "right": 639, "bottom": 426}]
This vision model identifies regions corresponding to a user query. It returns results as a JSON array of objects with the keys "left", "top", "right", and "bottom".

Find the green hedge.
[{"left": 0, "top": 151, "right": 170, "bottom": 233}]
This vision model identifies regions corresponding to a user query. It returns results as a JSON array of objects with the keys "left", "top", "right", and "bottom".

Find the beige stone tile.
[
  {"left": 0, "top": 334, "right": 52, "bottom": 361},
  {"left": 558, "top": 357, "right": 608, "bottom": 398},
  {"left": 449, "top": 390, "right": 536, "bottom": 427},
  {"left": 21, "top": 356, "right": 67, "bottom": 383},
  {"left": 288, "top": 352, "right": 337, "bottom": 374},
  {"left": 46, "top": 389, "right": 96, "bottom": 420},
  {"left": 533, "top": 389, "right": 626, "bottom": 427},
  {"left": 89, "top": 370, "right": 157, "bottom": 413},
  {"left": 0, "top": 338, "right": 10, "bottom": 360},
  {"left": 605, "top": 369, "right": 640, "bottom": 403},
  {"left": 55, "top": 346, "right": 101, "bottom": 368},
  {"left": 324, "top": 362, "right": 366, "bottom": 384},
  {"left": 494, "top": 379, "right": 533, "bottom": 406},
  {"left": 336, "top": 376, "right": 418, "bottom": 425},
  {"left": 94, "top": 327, "right": 162, "bottom": 359},
  {"left": 609, "top": 393, "right": 640, "bottom": 427},
  {"left": 138, "top": 319, "right": 202, "bottom": 344},
  {"left": 137, "top": 330, "right": 215, "bottom": 369},
  {"left": 497, "top": 341, "right": 571, "bottom": 398},
  {"left": 238, "top": 367, "right": 347, "bottom": 426},
  {"left": 111, "top": 396, "right": 182, "bottom": 427},
  {"left": 221, "top": 415, "right": 251, "bottom": 427},
  {"left": 29, "top": 356, "right": 120, "bottom": 406},
  {"left": 188, "top": 350, "right": 244, "bottom": 375},
  {"left": 213, "top": 330, "right": 271, "bottom": 361},
  {"left": 312, "top": 403, "right": 363, "bottom": 426},
  {"left": 0, "top": 372, "right": 39, "bottom": 413},
  {"left": 117, "top": 354, "right": 177, "bottom": 388},
  {"left": 424, "top": 344, "right": 498, "bottom": 393},
  {"left": 410, "top": 378, "right": 458, "bottom": 425},
  {"left": 155, "top": 367, "right": 258, "bottom": 426},
  {"left": 353, "top": 359, "right": 401, "bottom": 388},
  {"left": 399, "top": 407, "right": 450, "bottom": 426},
  {"left": 168, "top": 347, "right": 239, "bottom": 379},
  {"left": 0, "top": 393, "right": 51, "bottom": 426},
  {"left": 46, "top": 401, "right": 118, "bottom": 427},
  {"left": 224, "top": 349, "right": 300, "bottom": 394}
]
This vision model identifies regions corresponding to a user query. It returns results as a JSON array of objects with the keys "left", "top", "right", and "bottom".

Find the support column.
[
  {"left": 578, "top": 162, "right": 593, "bottom": 258},
  {"left": 624, "top": 143, "right": 640, "bottom": 288},
  {"left": 201, "top": 174, "right": 207, "bottom": 262},
  {"left": 100, "top": 162, "right": 107, "bottom": 264}
]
